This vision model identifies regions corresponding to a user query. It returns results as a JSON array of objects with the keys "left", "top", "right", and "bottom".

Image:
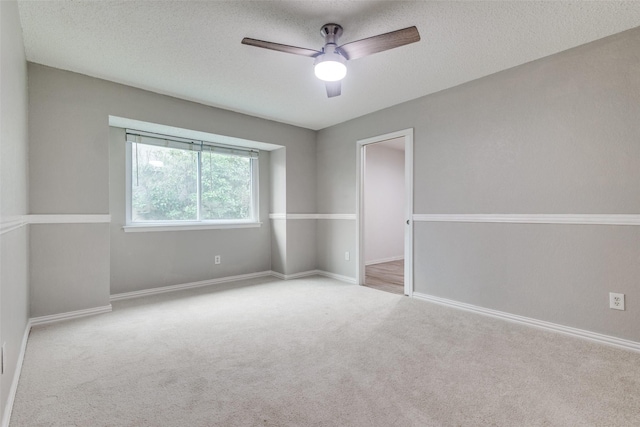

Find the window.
[{"left": 125, "top": 130, "right": 259, "bottom": 230}]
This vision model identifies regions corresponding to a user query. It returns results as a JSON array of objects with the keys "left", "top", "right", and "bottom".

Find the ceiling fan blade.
[
  {"left": 325, "top": 81, "right": 341, "bottom": 98},
  {"left": 337, "top": 26, "right": 420, "bottom": 60},
  {"left": 241, "top": 38, "right": 321, "bottom": 58}
]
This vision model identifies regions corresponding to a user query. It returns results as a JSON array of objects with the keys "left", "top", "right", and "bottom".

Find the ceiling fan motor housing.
[{"left": 320, "top": 24, "right": 343, "bottom": 47}]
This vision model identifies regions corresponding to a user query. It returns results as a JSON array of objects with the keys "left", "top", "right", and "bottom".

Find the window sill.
[{"left": 123, "top": 222, "right": 262, "bottom": 233}]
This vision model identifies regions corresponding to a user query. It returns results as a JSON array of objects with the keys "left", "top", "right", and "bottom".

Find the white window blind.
[{"left": 125, "top": 130, "right": 259, "bottom": 158}]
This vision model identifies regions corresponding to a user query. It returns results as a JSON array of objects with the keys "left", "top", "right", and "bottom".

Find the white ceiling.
[{"left": 17, "top": 1, "right": 640, "bottom": 130}]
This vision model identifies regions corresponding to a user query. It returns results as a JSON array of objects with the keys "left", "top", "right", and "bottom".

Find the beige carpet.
[{"left": 10, "top": 276, "right": 640, "bottom": 426}]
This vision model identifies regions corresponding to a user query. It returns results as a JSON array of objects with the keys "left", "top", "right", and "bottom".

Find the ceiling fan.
[{"left": 242, "top": 24, "right": 420, "bottom": 98}]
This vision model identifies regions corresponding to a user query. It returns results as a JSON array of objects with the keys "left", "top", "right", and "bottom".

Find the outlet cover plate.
[{"left": 609, "top": 292, "right": 625, "bottom": 311}]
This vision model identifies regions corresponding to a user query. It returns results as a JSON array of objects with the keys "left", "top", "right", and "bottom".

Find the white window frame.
[{"left": 123, "top": 130, "right": 260, "bottom": 232}]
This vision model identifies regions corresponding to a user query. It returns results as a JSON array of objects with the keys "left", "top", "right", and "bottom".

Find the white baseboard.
[
  {"left": 365, "top": 256, "right": 404, "bottom": 266},
  {"left": 269, "top": 270, "right": 319, "bottom": 280},
  {"left": 269, "top": 271, "right": 286, "bottom": 279},
  {"left": 111, "top": 269, "right": 357, "bottom": 302},
  {"left": 30, "top": 305, "right": 113, "bottom": 327},
  {"left": 1, "top": 322, "right": 30, "bottom": 427},
  {"left": 413, "top": 292, "right": 640, "bottom": 353},
  {"left": 269, "top": 269, "right": 356, "bottom": 284},
  {"left": 313, "top": 270, "right": 357, "bottom": 284},
  {"left": 110, "top": 271, "right": 273, "bottom": 301}
]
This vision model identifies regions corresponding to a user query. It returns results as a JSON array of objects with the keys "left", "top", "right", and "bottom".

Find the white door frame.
[{"left": 356, "top": 128, "right": 414, "bottom": 296}]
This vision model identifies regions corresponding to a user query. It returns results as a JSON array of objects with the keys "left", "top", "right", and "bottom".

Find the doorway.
[{"left": 356, "top": 129, "right": 413, "bottom": 296}]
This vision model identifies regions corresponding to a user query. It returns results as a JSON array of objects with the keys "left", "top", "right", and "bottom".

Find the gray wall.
[
  {"left": 269, "top": 148, "right": 287, "bottom": 274},
  {"left": 270, "top": 219, "right": 287, "bottom": 275},
  {"left": 269, "top": 148, "right": 287, "bottom": 215},
  {"left": 286, "top": 220, "right": 317, "bottom": 274},
  {"left": 30, "top": 224, "right": 109, "bottom": 314},
  {"left": 270, "top": 105, "right": 318, "bottom": 277},
  {"left": 316, "top": 27, "right": 640, "bottom": 341},
  {"left": 0, "top": 0, "right": 30, "bottom": 421},
  {"left": 28, "top": 64, "right": 316, "bottom": 309},
  {"left": 267, "top": 143, "right": 318, "bottom": 277},
  {"left": 316, "top": 220, "right": 355, "bottom": 278}
]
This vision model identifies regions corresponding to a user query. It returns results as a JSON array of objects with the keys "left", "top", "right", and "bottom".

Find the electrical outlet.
[
  {"left": 609, "top": 292, "right": 625, "bottom": 311},
  {"left": 215, "top": 255, "right": 221, "bottom": 265},
  {"left": 344, "top": 251, "right": 350, "bottom": 261}
]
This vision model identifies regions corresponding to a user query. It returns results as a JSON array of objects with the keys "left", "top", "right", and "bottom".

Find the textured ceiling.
[{"left": 17, "top": 1, "right": 640, "bottom": 130}]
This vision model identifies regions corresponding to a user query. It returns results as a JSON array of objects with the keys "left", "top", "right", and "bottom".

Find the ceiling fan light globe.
[
  {"left": 314, "top": 51, "right": 347, "bottom": 82},
  {"left": 314, "top": 61, "right": 347, "bottom": 82}
]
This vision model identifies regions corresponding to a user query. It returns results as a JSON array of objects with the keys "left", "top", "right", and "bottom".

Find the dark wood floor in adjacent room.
[{"left": 364, "top": 259, "right": 404, "bottom": 295}]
